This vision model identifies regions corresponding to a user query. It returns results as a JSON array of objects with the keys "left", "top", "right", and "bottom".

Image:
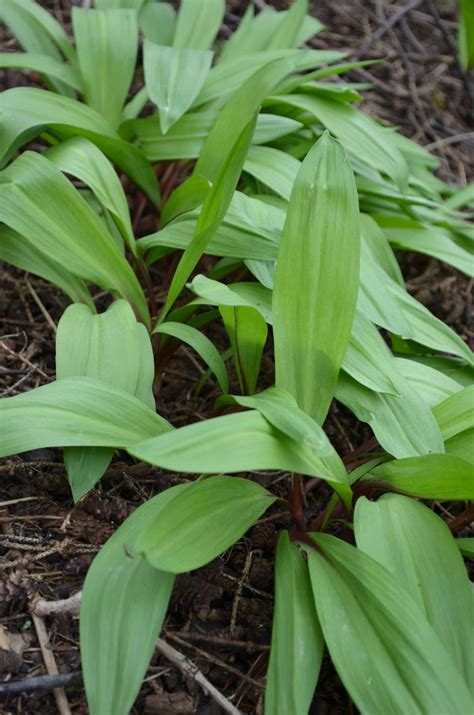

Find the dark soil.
[{"left": 0, "top": 1, "right": 472, "bottom": 714}]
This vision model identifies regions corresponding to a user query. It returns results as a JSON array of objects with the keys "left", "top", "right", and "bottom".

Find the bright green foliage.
[
  {"left": 265, "top": 532, "right": 323, "bottom": 714},
  {"left": 1, "top": 1, "right": 473, "bottom": 713},
  {"left": 273, "top": 132, "right": 360, "bottom": 424}
]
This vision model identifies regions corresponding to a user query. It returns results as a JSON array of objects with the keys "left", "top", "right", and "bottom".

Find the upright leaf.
[
  {"left": 273, "top": 131, "right": 360, "bottom": 424},
  {"left": 220, "top": 305, "right": 268, "bottom": 395},
  {"left": 81, "top": 486, "right": 183, "bottom": 715},
  {"left": 304, "top": 534, "right": 472, "bottom": 714},
  {"left": 265, "top": 532, "right": 323, "bottom": 715},
  {"left": 73, "top": 7, "right": 138, "bottom": 128},
  {"left": 144, "top": 42, "right": 212, "bottom": 134},
  {"left": 355, "top": 494, "right": 474, "bottom": 694},
  {"left": 172, "top": 0, "right": 224, "bottom": 50}
]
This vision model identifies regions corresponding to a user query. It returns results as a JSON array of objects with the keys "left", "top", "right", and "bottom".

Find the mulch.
[{"left": 0, "top": 1, "right": 472, "bottom": 713}]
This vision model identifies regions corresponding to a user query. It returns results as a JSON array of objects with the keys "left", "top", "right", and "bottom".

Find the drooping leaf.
[
  {"left": 355, "top": 494, "right": 474, "bottom": 694},
  {"left": 220, "top": 305, "right": 267, "bottom": 395},
  {"left": 136, "top": 476, "right": 275, "bottom": 572},
  {"left": 361, "top": 454, "right": 474, "bottom": 500},
  {"left": 0, "top": 152, "right": 149, "bottom": 325},
  {"left": 265, "top": 532, "right": 323, "bottom": 715},
  {"left": 81, "top": 485, "right": 183, "bottom": 715},
  {"left": 0, "top": 51, "right": 81, "bottom": 90},
  {"left": 0, "top": 377, "right": 170, "bottom": 458},
  {"left": 273, "top": 131, "right": 360, "bottom": 424},
  {"left": 72, "top": 7, "right": 138, "bottom": 128},
  {"left": 144, "top": 41, "right": 212, "bottom": 133},
  {"left": 304, "top": 534, "right": 472, "bottom": 714},
  {"left": 0, "top": 87, "right": 159, "bottom": 204},
  {"left": 153, "top": 321, "right": 228, "bottom": 393},
  {"left": 336, "top": 371, "right": 445, "bottom": 458},
  {"left": 45, "top": 137, "right": 136, "bottom": 254},
  {"left": 433, "top": 386, "right": 474, "bottom": 440},
  {"left": 130, "top": 409, "right": 351, "bottom": 494},
  {"left": 0, "top": 224, "right": 93, "bottom": 307}
]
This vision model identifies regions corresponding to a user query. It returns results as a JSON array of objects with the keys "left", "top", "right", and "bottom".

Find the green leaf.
[
  {"left": 126, "top": 110, "right": 302, "bottom": 162},
  {"left": 153, "top": 321, "right": 228, "bottom": 393},
  {"left": 0, "top": 224, "right": 93, "bottom": 307},
  {"left": 220, "top": 305, "right": 267, "bottom": 395},
  {"left": 265, "top": 532, "right": 323, "bottom": 715},
  {"left": 355, "top": 494, "right": 474, "bottom": 694},
  {"left": 304, "top": 533, "right": 473, "bottom": 714},
  {"left": 344, "top": 312, "right": 399, "bottom": 394},
  {"left": 0, "top": 87, "right": 159, "bottom": 205},
  {"left": 336, "top": 371, "right": 445, "bottom": 458},
  {"left": 139, "top": 2, "right": 176, "bottom": 45},
  {"left": 361, "top": 454, "right": 474, "bottom": 500},
  {"left": 56, "top": 301, "right": 155, "bottom": 499},
  {"left": 273, "top": 131, "right": 360, "bottom": 424},
  {"left": 445, "top": 428, "right": 474, "bottom": 463},
  {"left": 459, "top": 0, "right": 474, "bottom": 70},
  {"left": 130, "top": 409, "right": 351, "bottom": 495},
  {"left": 144, "top": 42, "right": 213, "bottom": 134},
  {"left": 161, "top": 174, "right": 211, "bottom": 227},
  {"left": 374, "top": 215, "right": 474, "bottom": 277},
  {"left": 45, "top": 137, "right": 136, "bottom": 255},
  {"left": 433, "top": 386, "right": 474, "bottom": 440},
  {"left": 172, "top": 0, "right": 224, "bottom": 50},
  {"left": 244, "top": 145, "right": 300, "bottom": 200},
  {"left": 0, "top": 152, "right": 149, "bottom": 325},
  {"left": 161, "top": 115, "right": 257, "bottom": 317},
  {"left": 266, "top": 0, "right": 309, "bottom": 50},
  {"left": 456, "top": 537, "right": 474, "bottom": 558},
  {"left": 81, "top": 486, "right": 182, "bottom": 715},
  {"left": 0, "top": 377, "right": 170, "bottom": 457},
  {"left": 94, "top": 0, "right": 145, "bottom": 7},
  {"left": 72, "top": 7, "right": 138, "bottom": 128},
  {"left": 0, "top": 52, "right": 81, "bottom": 90},
  {"left": 136, "top": 476, "right": 275, "bottom": 572},
  {"left": 273, "top": 93, "right": 409, "bottom": 190},
  {"left": 395, "top": 357, "right": 463, "bottom": 408}
]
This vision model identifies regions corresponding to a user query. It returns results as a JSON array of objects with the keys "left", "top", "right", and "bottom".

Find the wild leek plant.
[{"left": 0, "top": 0, "right": 473, "bottom": 713}]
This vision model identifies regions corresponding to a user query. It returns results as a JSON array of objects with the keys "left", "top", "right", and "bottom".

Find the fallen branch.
[{"left": 0, "top": 672, "right": 82, "bottom": 696}]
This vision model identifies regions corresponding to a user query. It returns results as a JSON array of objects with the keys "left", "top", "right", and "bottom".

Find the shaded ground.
[{"left": 0, "top": 1, "right": 472, "bottom": 713}]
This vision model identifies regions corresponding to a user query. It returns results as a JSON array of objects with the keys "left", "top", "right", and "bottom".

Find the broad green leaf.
[
  {"left": 216, "top": 387, "right": 348, "bottom": 497},
  {"left": 72, "top": 8, "right": 138, "bottom": 128},
  {"left": 0, "top": 52, "right": 81, "bottom": 90},
  {"left": 0, "top": 377, "right": 170, "bottom": 457},
  {"left": 244, "top": 145, "right": 300, "bottom": 200},
  {"left": 153, "top": 321, "right": 228, "bottom": 393},
  {"left": 161, "top": 174, "right": 211, "bottom": 227},
  {"left": 395, "top": 357, "right": 463, "bottom": 408},
  {"left": 45, "top": 137, "right": 136, "bottom": 254},
  {"left": 0, "top": 152, "right": 149, "bottom": 325},
  {"left": 374, "top": 215, "right": 474, "bottom": 277},
  {"left": 305, "top": 534, "right": 472, "bottom": 713},
  {"left": 265, "top": 532, "right": 323, "bottom": 715},
  {"left": 172, "top": 0, "right": 224, "bottom": 50},
  {"left": 130, "top": 409, "right": 351, "bottom": 494},
  {"left": 161, "top": 114, "right": 257, "bottom": 317},
  {"left": 140, "top": 192, "right": 283, "bottom": 263},
  {"left": 344, "top": 312, "right": 399, "bottom": 394},
  {"left": 94, "top": 0, "right": 145, "bottom": 7},
  {"left": 355, "top": 494, "right": 474, "bottom": 693},
  {"left": 81, "top": 485, "right": 182, "bottom": 715},
  {"left": 126, "top": 110, "right": 302, "bottom": 162},
  {"left": 190, "top": 276, "right": 273, "bottom": 324},
  {"left": 361, "top": 454, "right": 474, "bottom": 500},
  {"left": 137, "top": 476, "right": 275, "bottom": 572},
  {"left": 336, "top": 371, "right": 444, "bottom": 458},
  {"left": 433, "top": 386, "right": 474, "bottom": 440},
  {"left": 272, "top": 93, "right": 409, "bottom": 190},
  {"left": 220, "top": 305, "right": 267, "bottom": 395},
  {"left": 139, "top": 2, "right": 176, "bottom": 45},
  {"left": 266, "top": 0, "right": 309, "bottom": 50},
  {"left": 273, "top": 132, "right": 360, "bottom": 424},
  {"left": 144, "top": 42, "right": 212, "bottom": 134},
  {"left": 361, "top": 213, "right": 404, "bottom": 286},
  {"left": 0, "top": 87, "right": 159, "bottom": 205},
  {"left": 0, "top": 224, "right": 93, "bottom": 307},
  {"left": 444, "top": 428, "right": 474, "bottom": 463},
  {"left": 56, "top": 301, "right": 155, "bottom": 499}
]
